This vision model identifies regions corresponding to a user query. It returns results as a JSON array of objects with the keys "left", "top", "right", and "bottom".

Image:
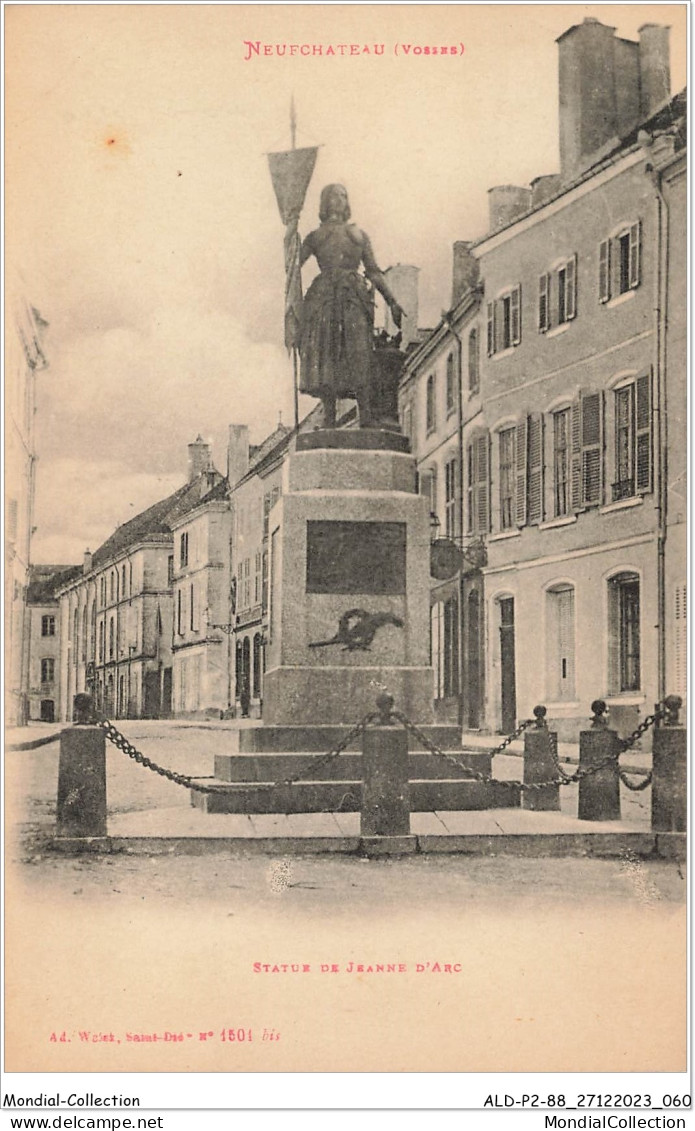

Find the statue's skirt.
[{"left": 299, "top": 268, "right": 374, "bottom": 398}]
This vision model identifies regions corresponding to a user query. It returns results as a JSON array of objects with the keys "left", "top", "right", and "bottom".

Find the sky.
[{"left": 5, "top": 2, "right": 687, "bottom": 564}]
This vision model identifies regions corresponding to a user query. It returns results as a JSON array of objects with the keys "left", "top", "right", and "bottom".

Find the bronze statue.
[{"left": 299, "top": 184, "right": 405, "bottom": 428}]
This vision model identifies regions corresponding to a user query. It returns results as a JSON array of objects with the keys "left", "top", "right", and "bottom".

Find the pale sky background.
[{"left": 5, "top": 3, "right": 687, "bottom": 564}]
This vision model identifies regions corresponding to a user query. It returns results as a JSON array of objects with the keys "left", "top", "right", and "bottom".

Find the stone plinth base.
[{"left": 262, "top": 666, "right": 433, "bottom": 726}]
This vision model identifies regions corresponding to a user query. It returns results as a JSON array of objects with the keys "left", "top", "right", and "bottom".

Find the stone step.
[
  {"left": 190, "top": 778, "right": 520, "bottom": 815},
  {"left": 237, "top": 724, "right": 466, "bottom": 754},
  {"left": 214, "top": 750, "right": 492, "bottom": 782}
]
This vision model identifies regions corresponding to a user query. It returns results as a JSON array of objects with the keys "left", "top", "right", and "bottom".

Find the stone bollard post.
[
  {"left": 523, "top": 706, "right": 561, "bottom": 811},
  {"left": 360, "top": 695, "right": 412, "bottom": 850},
  {"left": 56, "top": 695, "right": 107, "bottom": 838},
  {"left": 577, "top": 700, "right": 621, "bottom": 821},
  {"left": 652, "top": 696, "right": 686, "bottom": 832}
]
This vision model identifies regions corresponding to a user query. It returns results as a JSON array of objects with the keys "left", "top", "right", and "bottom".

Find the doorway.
[
  {"left": 499, "top": 596, "right": 517, "bottom": 733},
  {"left": 40, "top": 699, "right": 55, "bottom": 723},
  {"left": 466, "top": 590, "right": 482, "bottom": 729}
]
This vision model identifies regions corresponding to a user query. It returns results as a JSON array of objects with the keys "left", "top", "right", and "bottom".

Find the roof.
[
  {"left": 27, "top": 564, "right": 82, "bottom": 604},
  {"left": 90, "top": 470, "right": 224, "bottom": 570},
  {"left": 473, "top": 87, "right": 687, "bottom": 249},
  {"left": 248, "top": 424, "right": 292, "bottom": 472}
]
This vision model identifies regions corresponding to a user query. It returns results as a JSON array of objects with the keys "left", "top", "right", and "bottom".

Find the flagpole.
[
  {"left": 290, "top": 95, "right": 299, "bottom": 433},
  {"left": 292, "top": 347, "right": 299, "bottom": 432}
]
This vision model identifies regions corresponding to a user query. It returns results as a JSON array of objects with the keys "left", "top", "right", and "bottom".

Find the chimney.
[
  {"left": 487, "top": 186, "right": 532, "bottom": 234},
  {"left": 383, "top": 264, "right": 419, "bottom": 348},
  {"left": 227, "top": 424, "right": 250, "bottom": 487},
  {"left": 187, "top": 435, "right": 212, "bottom": 481},
  {"left": 451, "top": 241, "right": 480, "bottom": 307},
  {"left": 614, "top": 37, "right": 640, "bottom": 135},
  {"left": 530, "top": 174, "right": 562, "bottom": 208},
  {"left": 557, "top": 18, "right": 620, "bottom": 179},
  {"left": 639, "top": 24, "right": 671, "bottom": 117},
  {"left": 83, "top": 549, "right": 93, "bottom": 575}
]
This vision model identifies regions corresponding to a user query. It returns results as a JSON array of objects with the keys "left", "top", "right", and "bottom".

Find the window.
[
  {"left": 608, "top": 573, "right": 641, "bottom": 692},
  {"left": 41, "top": 658, "right": 55, "bottom": 684},
  {"left": 612, "top": 375, "right": 652, "bottom": 501},
  {"left": 498, "top": 429, "right": 516, "bottom": 530},
  {"left": 444, "top": 457, "right": 459, "bottom": 540},
  {"left": 81, "top": 608, "right": 88, "bottom": 662},
  {"left": 254, "top": 552, "right": 262, "bottom": 604},
  {"left": 239, "top": 558, "right": 252, "bottom": 609},
  {"left": 401, "top": 403, "right": 413, "bottom": 444},
  {"left": 445, "top": 354, "right": 456, "bottom": 416},
  {"left": 180, "top": 531, "right": 189, "bottom": 568},
  {"left": 190, "top": 583, "right": 195, "bottom": 631},
  {"left": 90, "top": 603, "right": 96, "bottom": 657},
  {"left": 41, "top": 615, "right": 55, "bottom": 637},
  {"left": 546, "top": 585, "right": 575, "bottom": 701},
  {"left": 98, "top": 621, "right": 104, "bottom": 663},
  {"left": 121, "top": 564, "right": 127, "bottom": 595},
  {"left": 431, "top": 597, "right": 459, "bottom": 700},
  {"left": 426, "top": 374, "right": 436, "bottom": 434},
  {"left": 262, "top": 488, "right": 280, "bottom": 538},
  {"left": 73, "top": 608, "right": 78, "bottom": 660},
  {"left": 539, "top": 257, "right": 577, "bottom": 332},
  {"left": 468, "top": 328, "right": 479, "bottom": 393},
  {"left": 177, "top": 589, "right": 184, "bottom": 635},
  {"left": 487, "top": 286, "right": 521, "bottom": 355},
  {"left": 108, "top": 617, "right": 115, "bottom": 660},
  {"left": 253, "top": 634, "right": 263, "bottom": 698},
  {"left": 553, "top": 409, "right": 571, "bottom": 516},
  {"left": 599, "top": 223, "right": 641, "bottom": 303},
  {"left": 466, "top": 432, "right": 490, "bottom": 535},
  {"left": 129, "top": 561, "right": 133, "bottom": 593},
  {"left": 419, "top": 468, "right": 438, "bottom": 530},
  {"left": 167, "top": 556, "right": 174, "bottom": 585}
]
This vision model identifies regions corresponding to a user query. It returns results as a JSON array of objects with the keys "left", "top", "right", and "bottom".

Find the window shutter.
[
  {"left": 515, "top": 417, "right": 528, "bottom": 527},
  {"left": 527, "top": 413, "right": 544, "bottom": 524},
  {"left": 570, "top": 397, "right": 583, "bottom": 511},
  {"left": 486, "top": 303, "right": 495, "bottom": 356},
  {"left": 581, "top": 391, "right": 603, "bottom": 506},
  {"left": 511, "top": 285, "right": 521, "bottom": 344},
  {"left": 635, "top": 371, "right": 652, "bottom": 492},
  {"left": 466, "top": 442, "right": 476, "bottom": 533},
  {"left": 475, "top": 432, "right": 490, "bottom": 534},
  {"left": 538, "top": 273, "right": 550, "bottom": 332},
  {"left": 629, "top": 221, "right": 641, "bottom": 288},
  {"left": 599, "top": 240, "right": 610, "bottom": 303},
  {"left": 566, "top": 254, "right": 577, "bottom": 319}
]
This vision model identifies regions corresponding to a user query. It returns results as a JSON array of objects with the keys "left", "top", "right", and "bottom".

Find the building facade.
[
  {"left": 230, "top": 424, "right": 290, "bottom": 717},
  {"left": 5, "top": 290, "right": 48, "bottom": 726},
  {"left": 470, "top": 20, "right": 685, "bottom": 739},
  {"left": 25, "top": 565, "right": 81, "bottom": 723},
  {"left": 402, "top": 17, "right": 685, "bottom": 741},
  {"left": 56, "top": 443, "right": 224, "bottom": 722},
  {"left": 170, "top": 464, "right": 232, "bottom": 717},
  {"left": 399, "top": 262, "right": 485, "bottom": 725}
]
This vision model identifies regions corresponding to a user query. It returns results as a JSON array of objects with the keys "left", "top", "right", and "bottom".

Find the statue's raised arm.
[{"left": 298, "top": 184, "right": 405, "bottom": 428}]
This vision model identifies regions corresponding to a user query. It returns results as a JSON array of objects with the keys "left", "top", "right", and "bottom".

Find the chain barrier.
[
  {"left": 614, "top": 706, "right": 666, "bottom": 791},
  {"left": 97, "top": 701, "right": 666, "bottom": 799},
  {"left": 98, "top": 712, "right": 378, "bottom": 794},
  {"left": 391, "top": 712, "right": 568, "bottom": 793}
]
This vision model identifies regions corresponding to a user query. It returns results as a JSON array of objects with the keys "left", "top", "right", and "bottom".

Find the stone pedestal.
[
  {"left": 262, "top": 431, "right": 433, "bottom": 727},
  {"left": 57, "top": 725, "right": 107, "bottom": 838}
]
